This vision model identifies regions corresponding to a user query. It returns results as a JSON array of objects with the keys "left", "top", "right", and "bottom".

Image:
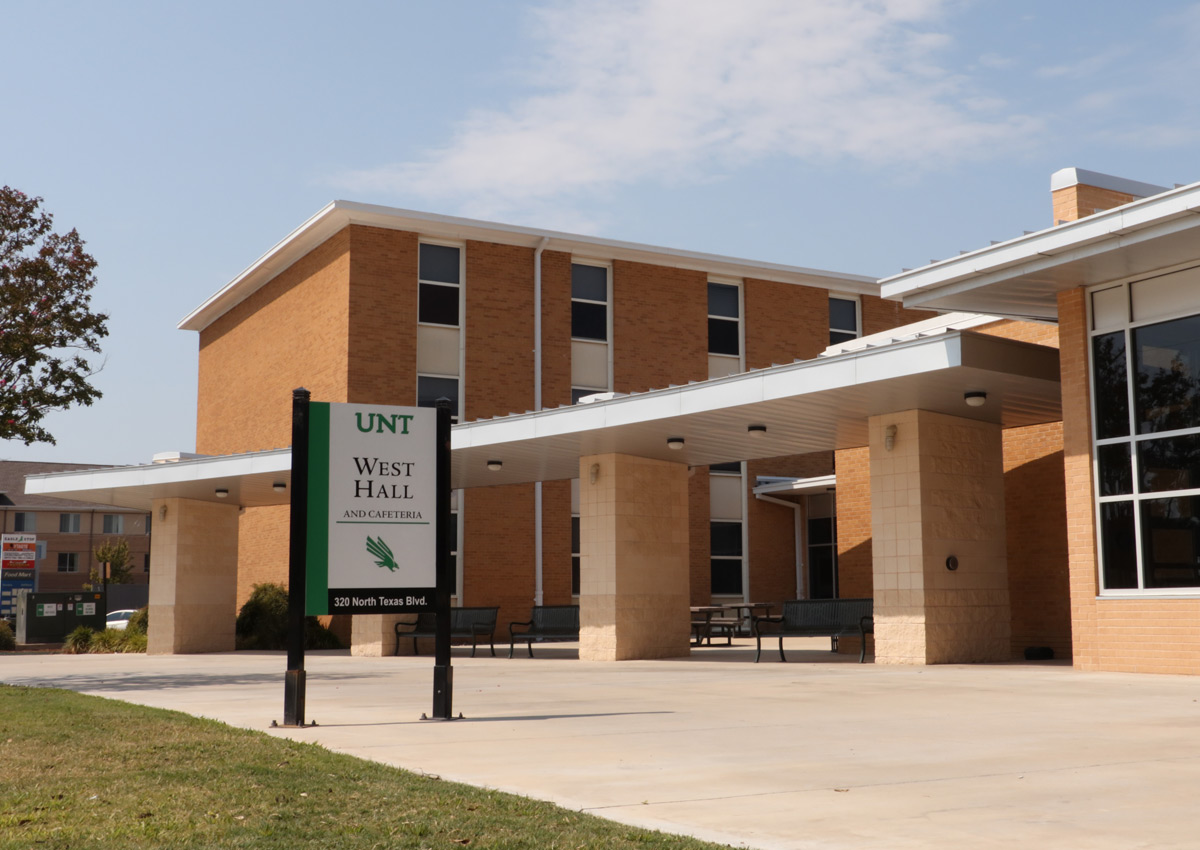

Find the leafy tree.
[
  {"left": 0, "top": 186, "right": 108, "bottom": 445},
  {"left": 89, "top": 537, "right": 133, "bottom": 588}
]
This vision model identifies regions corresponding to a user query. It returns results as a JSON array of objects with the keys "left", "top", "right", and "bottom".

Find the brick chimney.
[{"left": 1051, "top": 168, "right": 1168, "bottom": 224}]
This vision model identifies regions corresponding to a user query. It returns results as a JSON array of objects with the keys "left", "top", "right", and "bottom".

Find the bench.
[
  {"left": 393, "top": 606, "right": 499, "bottom": 657},
  {"left": 508, "top": 605, "right": 580, "bottom": 657},
  {"left": 753, "top": 598, "right": 874, "bottom": 663}
]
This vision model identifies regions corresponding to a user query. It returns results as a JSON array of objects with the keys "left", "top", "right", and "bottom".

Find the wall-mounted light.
[
  {"left": 885, "top": 424, "right": 897, "bottom": 452},
  {"left": 589, "top": 463, "right": 600, "bottom": 484},
  {"left": 273, "top": 482, "right": 287, "bottom": 493},
  {"left": 747, "top": 424, "right": 767, "bottom": 437},
  {"left": 486, "top": 460, "right": 503, "bottom": 472},
  {"left": 215, "top": 488, "right": 229, "bottom": 498},
  {"left": 964, "top": 391, "right": 987, "bottom": 408},
  {"left": 158, "top": 505, "right": 167, "bottom": 521},
  {"left": 667, "top": 437, "right": 685, "bottom": 450}
]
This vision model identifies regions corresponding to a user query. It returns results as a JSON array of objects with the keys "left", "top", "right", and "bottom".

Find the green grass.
[{"left": 0, "top": 685, "right": 732, "bottom": 849}]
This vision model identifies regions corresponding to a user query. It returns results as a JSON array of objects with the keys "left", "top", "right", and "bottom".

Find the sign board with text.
[
  {"left": 1, "top": 533, "right": 37, "bottom": 621},
  {"left": 305, "top": 403, "right": 437, "bottom": 615}
]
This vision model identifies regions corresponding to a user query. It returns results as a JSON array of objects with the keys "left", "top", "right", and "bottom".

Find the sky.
[{"left": 4, "top": 0, "right": 1200, "bottom": 466}]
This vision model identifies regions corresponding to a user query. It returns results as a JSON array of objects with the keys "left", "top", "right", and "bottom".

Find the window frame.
[
  {"left": 707, "top": 280, "right": 743, "bottom": 359},
  {"left": 1088, "top": 270, "right": 1200, "bottom": 596},
  {"left": 417, "top": 240, "right": 464, "bottom": 329},
  {"left": 102, "top": 514, "right": 124, "bottom": 535},
  {"left": 13, "top": 512, "right": 35, "bottom": 532},
  {"left": 416, "top": 373, "right": 461, "bottom": 424},
  {"left": 57, "top": 552, "right": 79, "bottom": 573},
  {"left": 829, "top": 295, "right": 861, "bottom": 346},
  {"left": 570, "top": 261, "right": 611, "bottom": 343},
  {"left": 59, "top": 513, "right": 81, "bottom": 534}
]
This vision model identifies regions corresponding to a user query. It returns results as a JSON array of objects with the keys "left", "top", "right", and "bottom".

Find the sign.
[
  {"left": 305, "top": 403, "right": 437, "bottom": 615},
  {"left": 1, "top": 533, "right": 37, "bottom": 621}
]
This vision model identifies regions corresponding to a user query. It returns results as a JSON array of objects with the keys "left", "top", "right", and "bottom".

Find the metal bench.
[
  {"left": 508, "top": 605, "right": 580, "bottom": 657},
  {"left": 753, "top": 598, "right": 874, "bottom": 663},
  {"left": 393, "top": 606, "right": 499, "bottom": 657}
]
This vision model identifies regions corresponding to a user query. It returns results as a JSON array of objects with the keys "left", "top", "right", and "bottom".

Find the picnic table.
[{"left": 690, "top": 602, "right": 778, "bottom": 646}]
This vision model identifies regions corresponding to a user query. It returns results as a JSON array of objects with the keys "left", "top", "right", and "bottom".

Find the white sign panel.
[{"left": 306, "top": 402, "right": 437, "bottom": 615}]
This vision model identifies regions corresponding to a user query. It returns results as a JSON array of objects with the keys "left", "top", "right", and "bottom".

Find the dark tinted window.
[
  {"left": 419, "top": 282, "right": 459, "bottom": 325},
  {"left": 709, "top": 462, "right": 740, "bottom": 473},
  {"left": 419, "top": 244, "right": 460, "bottom": 284},
  {"left": 829, "top": 330, "right": 857, "bottom": 345},
  {"left": 1134, "top": 315, "right": 1200, "bottom": 434},
  {"left": 1092, "top": 332, "right": 1128, "bottom": 439},
  {"left": 711, "top": 560, "right": 743, "bottom": 594},
  {"left": 709, "top": 318, "right": 739, "bottom": 355},
  {"left": 572, "top": 301, "right": 607, "bottom": 340},
  {"left": 1100, "top": 502, "right": 1138, "bottom": 590},
  {"left": 710, "top": 521, "right": 742, "bottom": 557},
  {"left": 571, "top": 264, "right": 607, "bottom": 301},
  {"left": 708, "top": 283, "right": 739, "bottom": 318},
  {"left": 1138, "top": 434, "right": 1200, "bottom": 493},
  {"left": 1140, "top": 496, "right": 1200, "bottom": 588},
  {"left": 417, "top": 376, "right": 459, "bottom": 416},
  {"left": 830, "top": 298, "right": 857, "bottom": 333},
  {"left": 1097, "top": 443, "right": 1132, "bottom": 496}
]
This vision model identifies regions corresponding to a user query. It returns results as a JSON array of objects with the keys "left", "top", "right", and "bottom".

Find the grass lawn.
[{"left": 0, "top": 685, "right": 733, "bottom": 850}]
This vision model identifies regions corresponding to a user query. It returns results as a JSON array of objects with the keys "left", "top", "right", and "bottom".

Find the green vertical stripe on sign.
[{"left": 305, "top": 402, "right": 331, "bottom": 615}]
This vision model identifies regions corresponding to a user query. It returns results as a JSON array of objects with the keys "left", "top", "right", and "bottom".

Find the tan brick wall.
[
  {"left": 860, "top": 293, "right": 938, "bottom": 337},
  {"left": 465, "top": 240, "right": 535, "bottom": 419},
  {"left": 744, "top": 279, "right": 828, "bottom": 365},
  {"left": 1058, "top": 288, "right": 1099, "bottom": 668},
  {"left": 463, "top": 484, "right": 536, "bottom": 631},
  {"left": 1052, "top": 185, "right": 1135, "bottom": 224},
  {"left": 1002, "top": 422, "right": 1071, "bottom": 659},
  {"left": 834, "top": 447, "right": 873, "bottom": 599},
  {"left": 197, "top": 228, "right": 352, "bottom": 456},
  {"left": 540, "top": 249, "right": 574, "bottom": 408},
  {"left": 688, "top": 468, "right": 711, "bottom": 605},
  {"left": 347, "top": 225, "right": 418, "bottom": 406},
  {"left": 612, "top": 260, "right": 708, "bottom": 394},
  {"left": 975, "top": 319, "right": 1060, "bottom": 348},
  {"left": 541, "top": 478, "right": 574, "bottom": 605}
]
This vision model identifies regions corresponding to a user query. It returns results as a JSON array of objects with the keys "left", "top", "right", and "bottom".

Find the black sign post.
[
  {"left": 283, "top": 387, "right": 310, "bottom": 727},
  {"left": 432, "top": 397, "right": 454, "bottom": 719}
]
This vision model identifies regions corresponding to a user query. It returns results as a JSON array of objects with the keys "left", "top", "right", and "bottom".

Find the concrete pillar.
[
  {"left": 148, "top": 497, "right": 240, "bottom": 654},
  {"left": 351, "top": 613, "right": 412, "bottom": 656},
  {"left": 579, "top": 453, "right": 691, "bottom": 661},
  {"left": 869, "top": 410, "right": 1012, "bottom": 664}
]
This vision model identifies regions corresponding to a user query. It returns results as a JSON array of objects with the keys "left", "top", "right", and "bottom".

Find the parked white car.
[{"left": 106, "top": 609, "right": 137, "bottom": 631}]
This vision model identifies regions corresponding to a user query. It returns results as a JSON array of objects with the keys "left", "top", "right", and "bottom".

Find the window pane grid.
[{"left": 1089, "top": 286, "right": 1200, "bottom": 593}]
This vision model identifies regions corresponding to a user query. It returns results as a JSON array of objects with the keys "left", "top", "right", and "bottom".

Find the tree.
[
  {"left": 0, "top": 187, "right": 108, "bottom": 445},
  {"left": 89, "top": 537, "right": 133, "bottom": 588}
]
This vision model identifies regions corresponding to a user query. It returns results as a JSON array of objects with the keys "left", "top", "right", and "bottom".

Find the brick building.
[
  {"left": 0, "top": 461, "right": 151, "bottom": 616},
  {"left": 177, "top": 204, "right": 949, "bottom": 644}
]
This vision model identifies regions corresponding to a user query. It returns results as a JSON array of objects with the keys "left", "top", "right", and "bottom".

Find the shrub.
[
  {"left": 64, "top": 626, "right": 93, "bottom": 654},
  {"left": 119, "top": 631, "right": 147, "bottom": 653},
  {"left": 91, "top": 629, "right": 125, "bottom": 653},
  {"left": 236, "top": 582, "right": 343, "bottom": 651},
  {"left": 0, "top": 619, "right": 14, "bottom": 651},
  {"left": 126, "top": 606, "right": 148, "bottom": 636}
]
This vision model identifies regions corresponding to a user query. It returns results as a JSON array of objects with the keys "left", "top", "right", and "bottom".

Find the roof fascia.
[
  {"left": 180, "top": 202, "right": 877, "bottom": 332},
  {"left": 880, "top": 180, "right": 1200, "bottom": 305}
]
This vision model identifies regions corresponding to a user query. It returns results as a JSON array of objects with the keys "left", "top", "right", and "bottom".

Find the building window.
[
  {"left": 571, "top": 263, "right": 608, "bottom": 341},
  {"left": 418, "top": 243, "right": 461, "bottom": 327},
  {"left": 1090, "top": 279, "right": 1200, "bottom": 593},
  {"left": 417, "top": 374, "right": 459, "bottom": 423},
  {"left": 59, "top": 513, "right": 81, "bottom": 533},
  {"left": 57, "top": 552, "right": 78, "bottom": 573},
  {"left": 710, "top": 521, "right": 743, "bottom": 595},
  {"left": 144, "top": 553, "right": 150, "bottom": 574},
  {"left": 102, "top": 514, "right": 124, "bottom": 534},
  {"left": 449, "top": 509, "right": 459, "bottom": 596},
  {"left": 829, "top": 296, "right": 860, "bottom": 345},
  {"left": 13, "top": 512, "right": 35, "bottom": 532},
  {"left": 708, "top": 282, "right": 740, "bottom": 356},
  {"left": 571, "top": 515, "right": 581, "bottom": 595}
]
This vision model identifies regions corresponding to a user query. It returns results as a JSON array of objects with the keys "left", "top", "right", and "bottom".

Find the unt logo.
[{"left": 356, "top": 412, "right": 414, "bottom": 435}]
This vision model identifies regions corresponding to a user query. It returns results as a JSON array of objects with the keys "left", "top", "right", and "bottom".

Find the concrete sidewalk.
[{"left": 4, "top": 640, "right": 1200, "bottom": 849}]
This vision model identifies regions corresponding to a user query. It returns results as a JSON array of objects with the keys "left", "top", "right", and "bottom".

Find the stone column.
[
  {"left": 869, "top": 409, "right": 1011, "bottom": 664},
  {"left": 578, "top": 453, "right": 691, "bottom": 661},
  {"left": 351, "top": 613, "right": 412, "bottom": 656},
  {"left": 147, "top": 497, "right": 240, "bottom": 654}
]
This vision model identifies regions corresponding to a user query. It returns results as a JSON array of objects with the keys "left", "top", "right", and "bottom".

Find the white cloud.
[{"left": 337, "top": 0, "right": 1039, "bottom": 217}]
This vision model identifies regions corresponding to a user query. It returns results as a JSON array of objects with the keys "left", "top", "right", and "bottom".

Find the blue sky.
[{"left": 4, "top": 0, "right": 1199, "bottom": 465}]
